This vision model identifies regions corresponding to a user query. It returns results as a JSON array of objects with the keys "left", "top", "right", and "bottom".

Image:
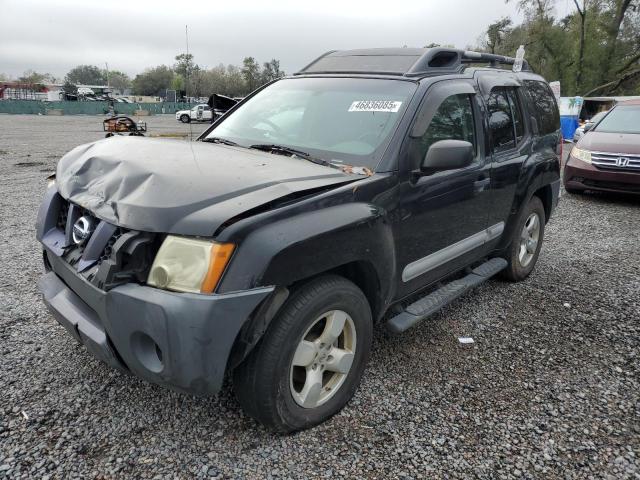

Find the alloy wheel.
[
  {"left": 289, "top": 310, "right": 357, "bottom": 409},
  {"left": 519, "top": 212, "right": 540, "bottom": 267}
]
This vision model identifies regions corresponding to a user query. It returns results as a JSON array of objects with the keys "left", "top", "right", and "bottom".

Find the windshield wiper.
[
  {"left": 202, "top": 137, "right": 239, "bottom": 147},
  {"left": 249, "top": 144, "right": 334, "bottom": 168}
]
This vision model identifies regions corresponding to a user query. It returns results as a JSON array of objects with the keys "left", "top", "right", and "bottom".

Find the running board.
[{"left": 387, "top": 258, "right": 508, "bottom": 334}]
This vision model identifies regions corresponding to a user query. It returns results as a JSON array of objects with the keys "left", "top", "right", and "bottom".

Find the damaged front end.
[{"left": 37, "top": 187, "right": 160, "bottom": 291}]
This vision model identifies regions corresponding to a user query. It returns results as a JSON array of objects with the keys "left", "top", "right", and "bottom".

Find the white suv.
[{"left": 175, "top": 104, "right": 212, "bottom": 123}]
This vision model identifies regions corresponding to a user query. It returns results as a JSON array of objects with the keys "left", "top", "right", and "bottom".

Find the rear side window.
[
  {"left": 418, "top": 94, "right": 476, "bottom": 159},
  {"left": 506, "top": 89, "right": 524, "bottom": 142},
  {"left": 487, "top": 87, "right": 526, "bottom": 152},
  {"left": 487, "top": 88, "right": 515, "bottom": 151},
  {"left": 522, "top": 80, "right": 560, "bottom": 135}
]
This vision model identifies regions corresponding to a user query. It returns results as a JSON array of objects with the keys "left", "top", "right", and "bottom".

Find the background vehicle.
[
  {"left": 565, "top": 100, "right": 640, "bottom": 194},
  {"left": 572, "top": 110, "right": 608, "bottom": 142},
  {"left": 175, "top": 103, "right": 212, "bottom": 123},
  {"left": 103, "top": 115, "right": 146, "bottom": 138},
  {"left": 37, "top": 48, "right": 560, "bottom": 432}
]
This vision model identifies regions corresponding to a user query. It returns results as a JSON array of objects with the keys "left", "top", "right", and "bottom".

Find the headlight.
[
  {"left": 47, "top": 175, "right": 56, "bottom": 189},
  {"left": 570, "top": 146, "right": 591, "bottom": 164},
  {"left": 147, "top": 236, "right": 234, "bottom": 293}
]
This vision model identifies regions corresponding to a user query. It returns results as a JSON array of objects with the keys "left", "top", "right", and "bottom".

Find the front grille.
[
  {"left": 44, "top": 196, "right": 160, "bottom": 291},
  {"left": 57, "top": 199, "right": 69, "bottom": 230},
  {"left": 591, "top": 151, "right": 640, "bottom": 172}
]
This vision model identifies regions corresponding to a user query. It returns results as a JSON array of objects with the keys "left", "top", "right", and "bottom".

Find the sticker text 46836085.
[{"left": 348, "top": 100, "right": 402, "bottom": 113}]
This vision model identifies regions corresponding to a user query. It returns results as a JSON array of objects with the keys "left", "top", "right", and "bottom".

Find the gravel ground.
[{"left": 1, "top": 114, "right": 639, "bottom": 479}]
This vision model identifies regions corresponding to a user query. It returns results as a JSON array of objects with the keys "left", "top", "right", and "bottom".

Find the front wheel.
[
  {"left": 233, "top": 275, "right": 373, "bottom": 432},
  {"left": 501, "top": 196, "right": 546, "bottom": 281},
  {"left": 179, "top": 114, "right": 190, "bottom": 123}
]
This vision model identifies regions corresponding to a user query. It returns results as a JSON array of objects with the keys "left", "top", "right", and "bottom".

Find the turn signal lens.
[
  {"left": 148, "top": 236, "right": 234, "bottom": 294},
  {"left": 201, "top": 243, "right": 235, "bottom": 293}
]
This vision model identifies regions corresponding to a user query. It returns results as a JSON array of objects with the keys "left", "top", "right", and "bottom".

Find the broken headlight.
[{"left": 147, "top": 236, "right": 234, "bottom": 294}]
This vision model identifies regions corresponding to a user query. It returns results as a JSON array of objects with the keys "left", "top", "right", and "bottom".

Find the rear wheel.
[
  {"left": 501, "top": 196, "right": 545, "bottom": 281},
  {"left": 564, "top": 186, "right": 584, "bottom": 194},
  {"left": 179, "top": 114, "right": 190, "bottom": 123},
  {"left": 233, "top": 275, "right": 372, "bottom": 432}
]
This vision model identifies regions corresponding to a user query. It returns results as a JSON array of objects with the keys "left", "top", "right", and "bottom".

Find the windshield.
[
  {"left": 593, "top": 105, "right": 640, "bottom": 134},
  {"left": 205, "top": 77, "right": 416, "bottom": 169},
  {"left": 588, "top": 111, "right": 607, "bottom": 124}
]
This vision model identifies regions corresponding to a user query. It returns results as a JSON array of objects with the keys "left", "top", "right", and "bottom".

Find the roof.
[{"left": 295, "top": 47, "right": 530, "bottom": 78}]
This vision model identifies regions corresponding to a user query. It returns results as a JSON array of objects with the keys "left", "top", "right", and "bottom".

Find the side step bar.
[{"left": 387, "top": 257, "right": 508, "bottom": 334}]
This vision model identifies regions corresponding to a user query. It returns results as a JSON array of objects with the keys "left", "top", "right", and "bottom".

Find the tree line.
[
  {"left": 477, "top": 0, "right": 639, "bottom": 96},
  {"left": 2, "top": 54, "right": 285, "bottom": 98},
  {"left": 4, "top": 2, "right": 638, "bottom": 100}
]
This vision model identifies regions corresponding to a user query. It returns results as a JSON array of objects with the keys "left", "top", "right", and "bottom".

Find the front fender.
[{"left": 217, "top": 202, "right": 396, "bottom": 309}]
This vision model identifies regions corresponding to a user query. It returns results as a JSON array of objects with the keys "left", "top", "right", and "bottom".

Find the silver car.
[{"left": 573, "top": 110, "right": 608, "bottom": 142}]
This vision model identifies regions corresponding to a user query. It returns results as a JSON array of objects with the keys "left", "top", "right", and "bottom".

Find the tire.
[
  {"left": 564, "top": 186, "right": 584, "bottom": 194},
  {"left": 233, "top": 275, "right": 373, "bottom": 433},
  {"left": 179, "top": 114, "right": 190, "bottom": 123},
  {"left": 501, "top": 196, "right": 546, "bottom": 282}
]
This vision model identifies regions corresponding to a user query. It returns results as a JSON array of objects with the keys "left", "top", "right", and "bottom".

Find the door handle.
[{"left": 474, "top": 178, "right": 491, "bottom": 193}]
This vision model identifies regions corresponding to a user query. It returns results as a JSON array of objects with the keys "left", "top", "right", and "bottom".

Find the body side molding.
[{"left": 402, "top": 222, "right": 505, "bottom": 282}]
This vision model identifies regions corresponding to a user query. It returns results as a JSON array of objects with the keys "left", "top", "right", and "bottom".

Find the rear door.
[
  {"left": 396, "top": 80, "right": 493, "bottom": 298},
  {"left": 478, "top": 77, "right": 531, "bottom": 227}
]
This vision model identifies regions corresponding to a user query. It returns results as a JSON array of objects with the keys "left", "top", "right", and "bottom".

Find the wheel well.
[
  {"left": 533, "top": 184, "right": 552, "bottom": 223},
  {"left": 228, "top": 261, "right": 383, "bottom": 370},
  {"left": 324, "top": 261, "right": 383, "bottom": 321}
]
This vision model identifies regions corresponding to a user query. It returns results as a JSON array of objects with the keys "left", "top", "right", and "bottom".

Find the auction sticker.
[{"left": 348, "top": 100, "right": 402, "bottom": 113}]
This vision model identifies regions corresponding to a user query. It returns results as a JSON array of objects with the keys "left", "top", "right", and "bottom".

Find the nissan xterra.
[{"left": 37, "top": 48, "right": 561, "bottom": 432}]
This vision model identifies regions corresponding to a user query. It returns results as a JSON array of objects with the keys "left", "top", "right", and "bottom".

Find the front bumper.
[
  {"left": 39, "top": 248, "right": 274, "bottom": 395},
  {"left": 564, "top": 156, "right": 640, "bottom": 194}
]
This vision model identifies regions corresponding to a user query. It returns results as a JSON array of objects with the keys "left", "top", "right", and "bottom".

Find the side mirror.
[
  {"left": 421, "top": 139, "right": 474, "bottom": 173},
  {"left": 583, "top": 123, "right": 594, "bottom": 132}
]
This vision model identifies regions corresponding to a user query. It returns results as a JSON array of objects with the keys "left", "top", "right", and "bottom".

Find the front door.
[{"left": 396, "top": 80, "right": 494, "bottom": 298}]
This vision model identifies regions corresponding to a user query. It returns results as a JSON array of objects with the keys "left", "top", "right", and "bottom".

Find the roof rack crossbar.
[{"left": 461, "top": 50, "right": 531, "bottom": 71}]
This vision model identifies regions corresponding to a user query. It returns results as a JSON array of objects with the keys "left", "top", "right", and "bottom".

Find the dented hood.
[{"left": 56, "top": 136, "right": 354, "bottom": 236}]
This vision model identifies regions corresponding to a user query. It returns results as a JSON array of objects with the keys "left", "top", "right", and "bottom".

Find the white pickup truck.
[{"left": 175, "top": 104, "right": 212, "bottom": 123}]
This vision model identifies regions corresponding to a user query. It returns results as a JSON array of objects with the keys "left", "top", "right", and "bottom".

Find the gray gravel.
[{"left": 1, "top": 114, "right": 639, "bottom": 479}]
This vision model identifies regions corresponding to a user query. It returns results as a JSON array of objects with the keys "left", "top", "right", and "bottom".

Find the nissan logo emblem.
[{"left": 72, "top": 216, "right": 95, "bottom": 245}]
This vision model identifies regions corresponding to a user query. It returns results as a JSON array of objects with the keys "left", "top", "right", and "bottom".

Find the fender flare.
[{"left": 218, "top": 202, "right": 396, "bottom": 313}]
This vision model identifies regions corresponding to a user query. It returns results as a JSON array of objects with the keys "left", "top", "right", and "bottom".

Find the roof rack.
[
  {"left": 295, "top": 48, "right": 531, "bottom": 77},
  {"left": 460, "top": 50, "right": 531, "bottom": 71}
]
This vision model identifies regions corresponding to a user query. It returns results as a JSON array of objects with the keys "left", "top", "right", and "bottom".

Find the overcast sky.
[{"left": 0, "top": 0, "right": 565, "bottom": 79}]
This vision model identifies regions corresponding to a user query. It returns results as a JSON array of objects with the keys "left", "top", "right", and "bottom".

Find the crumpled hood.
[{"left": 56, "top": 136, "right": 355, "bottom": 236}]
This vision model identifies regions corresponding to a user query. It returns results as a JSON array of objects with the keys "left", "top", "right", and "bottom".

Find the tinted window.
[
  {"left": 593, "top": 105, "right": 640, "bottom": 134},
  {"left": 523, "top": 80, "right": 560, "bottom": 135},
  {"left": 506, "top": 89, "right": 524, "bottom": 142},
  {"left": 487, "top": 88, "right": 515, "bottom": 151},
  {"left": 418, "top": 94, "right": 476, "bottom": 160}
]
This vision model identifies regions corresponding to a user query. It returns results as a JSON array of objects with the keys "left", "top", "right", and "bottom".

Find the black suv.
[{"left": 36, "top": 48, "right": 561, "bottom": 432}]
